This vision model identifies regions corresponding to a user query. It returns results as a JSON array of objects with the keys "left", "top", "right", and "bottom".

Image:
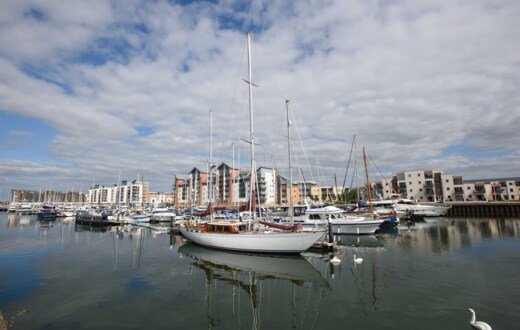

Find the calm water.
[{"left": 1, "top": 213, "right": 519, "bottom": 329}]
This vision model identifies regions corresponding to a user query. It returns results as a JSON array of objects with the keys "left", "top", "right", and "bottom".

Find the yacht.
[
  {"left": 283, "top": 205, "right": 387, "bottom": 235},
  {"left": 179, "top": 33, "right": 324, "bottom": 254},
  {"left": 150, "top": 208, "right": 177, "bottom": 222},
  {"left": 387, "top": 195, "right": 451, "bottom": 217}
]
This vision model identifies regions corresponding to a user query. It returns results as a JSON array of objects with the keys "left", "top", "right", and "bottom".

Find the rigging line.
[
  {"left": 289, "top": 104, "right": 315, "bottom": 183},
  {"left": 296, "top": 156, "right": 307, "bottom": 193},
  {"left": 342, "top": 135, "right": 356, "bottom": 192},
  {"left": 216, "top": 39, "right": 248, "bottom": 162},
  {"left": 367, "top": 151, "right": 386, "bottom": 183}
]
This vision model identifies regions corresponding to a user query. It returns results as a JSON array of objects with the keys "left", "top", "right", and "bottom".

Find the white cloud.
[{"left": 0, "top": 0, "right": 519, "bottom": 194}]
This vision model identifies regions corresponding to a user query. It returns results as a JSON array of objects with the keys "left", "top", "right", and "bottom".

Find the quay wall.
[{"left": 444, "top": 202, "right": 520, "bottom": 218}]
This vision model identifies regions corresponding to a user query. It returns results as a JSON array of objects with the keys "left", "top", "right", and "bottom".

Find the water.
[{"left": 1, "top": 213, "right": 519, "bottom": 329}]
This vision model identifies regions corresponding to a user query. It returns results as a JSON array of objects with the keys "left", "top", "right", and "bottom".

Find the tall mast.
[
  {"left": 116, "top": 169, "right": 121, "bottom": 209},
  {"left": 246, "top": 32, "right": 255, "bottom": 218},
  {"left": 354, "top": 136, "right": 359, "bottom": 204},
  {"left": 286, "top": 99, "right": 294, "bottom": 223},
  {"left": 363, "top": 146, "right": 372, "bottom": 210},
  {"left": 208, "top": 109, "right": 213, "bottom": 205},
  {"left": 231, "top": 143, "right": 235, "bottom": 207}
]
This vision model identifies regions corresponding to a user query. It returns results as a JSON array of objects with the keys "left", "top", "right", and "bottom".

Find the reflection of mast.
[
  {"left": 181, "top": 244, "right": 330, "bottom": 328},
  {"left": 112, "top": 232, "right": 118, "bottom": 271},
  {"left": 133, "top": 229, "right": 145, "bottom": 269},
  {"left": 371, "top": 249, "right": 377, "bottom": 307}
]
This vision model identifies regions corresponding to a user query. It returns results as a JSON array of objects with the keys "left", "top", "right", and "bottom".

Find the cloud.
[{"left": 0, "top": 0, "right": 519, "bottom": 194}]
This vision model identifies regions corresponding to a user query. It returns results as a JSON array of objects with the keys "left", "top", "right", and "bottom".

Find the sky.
[{"left": 0, "top": 0, "right": 519, "bottom": 198}]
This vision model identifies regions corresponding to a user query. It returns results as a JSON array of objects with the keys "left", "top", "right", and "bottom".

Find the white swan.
[
  {"left": 353, "top": 254, "right": 363, "bottom": 264},
  {"left": 468, "top": 308, "right": 492, "bottom": 330},
  {"left": 330, "top": 256, "right": 341, "bottom": 265}
]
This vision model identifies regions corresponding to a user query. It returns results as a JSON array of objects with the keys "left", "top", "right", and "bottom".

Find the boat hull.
[
  {"left": 179, "top": 226, "right": 325, "bottom": 254},
  {"left": 395, "top": 204, "right": 451, "bottom": 217},
  {"left": 330, "top": 218, "right": 385, "bottom": 235}
]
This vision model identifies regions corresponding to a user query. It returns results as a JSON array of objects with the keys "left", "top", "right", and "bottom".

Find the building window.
[
  {"left": 447, "top": 187, "right": 450, "bottom": 191},
  {"left": 385, "top": 183, "right": 388, "bottom": 186},
  {"left": 467, "top": 187, "right": 471, "bottom": 190},
  {"left": 510, "top": 189, "right": 514, "bottom": 193},
  {"left": 410, "top": 189, "right": 413, "bottom": 193},
  {"left": 408, "top": 174, "right": 411, "bottom": 178},
  {"left": 418, "top": 181, "right": 422, "bottom": 184},
  {"left": 445, "top": 179, "right": 449, "bottom": 183},
  {"left": 417, "top": 173, "right": 420, "bottom": 177},
  {"left": 409, "top": 182, "right": 412, "bottom": 185},
  {"left": 419, "top": 189, "right": 423, "bottom": 192}
]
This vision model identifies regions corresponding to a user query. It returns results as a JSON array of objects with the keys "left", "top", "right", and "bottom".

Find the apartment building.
[
  {"left": 88, "top": 177, "right": 149, "bottom": 206},
  {"left": 148, "top": 192, "right": 175, "bottom": 207},
  {"left": 257, "top": 167, "right": 277, "bottom": 206},
  {"left": 373, "top": 171, "right": 520, "bottom": 202},
  {"left": 11, "top": 189, "right": 86, "bottom": 203}
]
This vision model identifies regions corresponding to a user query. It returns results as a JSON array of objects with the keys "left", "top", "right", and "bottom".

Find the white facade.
[
  {"left": 88, "top": 178, "right": 149, "bottom": 207},
  {"left": 257, "top": 167, "right": 277, "bottom": 206}
]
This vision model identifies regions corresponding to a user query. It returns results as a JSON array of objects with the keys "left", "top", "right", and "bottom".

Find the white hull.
[
  {"left": 330, "top": 218, "right": 385, "bottom": 235},
  {"left": 395, "top": 204, "right": 451, "bottom": 217},
  {"left": 132, "top": 216, "right": 151, "bottom": 223},
  {"left": 179, "top": 226, "right": 325, "bottom": 254},
  {"left": 150, "top": 213, "right": 176, "bottom": 221}
]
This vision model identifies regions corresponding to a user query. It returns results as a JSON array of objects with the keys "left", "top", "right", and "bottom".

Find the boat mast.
[
  {"left": 286, "top": 99, "right": 294, "bottom": 224},
  {"left": 246, "top": 32, "right": 256, "bottom": 219},
  {"left": 209, "top": 109, "right": 213, "bottom": 197},
  {"left": 363, "top": 146, "right": 372, "bottom": 211},
  {"left": 354, "top": 136, "right": 359, "bottom": 205},
  {"left": 116, "top": 169, "right": 121, "bottom": 220}
]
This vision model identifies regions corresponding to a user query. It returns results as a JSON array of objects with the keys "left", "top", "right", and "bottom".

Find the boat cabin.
[{"left": 203, "top": 222, "right": 247, "bottom": 234}]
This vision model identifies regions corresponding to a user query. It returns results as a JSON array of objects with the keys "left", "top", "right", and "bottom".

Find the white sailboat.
[{"left": 180, "top": 32, "right": 324, "bottom": 254}]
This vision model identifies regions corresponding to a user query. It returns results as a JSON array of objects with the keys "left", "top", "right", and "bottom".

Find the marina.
[
  {"left": 1, "top": 2, "right": 519, "bottom": 329},
  {"left": 1, "top": 212, "right": 519, "bottom": 329}
]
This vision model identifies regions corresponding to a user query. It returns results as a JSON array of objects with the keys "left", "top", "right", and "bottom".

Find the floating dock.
[{"left": 446, "top": 202, "right": 520, "bottom": 218}]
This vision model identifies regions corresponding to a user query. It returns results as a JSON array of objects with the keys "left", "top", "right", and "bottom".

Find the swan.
[
  {"left": 330, "top": 256, "right": 341, "bottom": 265},
  {"left": 468, "top": 308, "right": 492, "bottom": 330},
  {"left": 353, "top": 254, "right": 363, "bottom": 264}
]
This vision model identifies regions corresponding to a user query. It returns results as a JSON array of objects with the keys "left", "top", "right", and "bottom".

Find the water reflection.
[
  {"left": 397, "top": 218, "right": 520, "bottom": 254},
  {"left": 1, "top": 214, "right": 519, "bottom": 329},
  {"left": 179, "top": 243, "right": 330, "bottom": 329}
]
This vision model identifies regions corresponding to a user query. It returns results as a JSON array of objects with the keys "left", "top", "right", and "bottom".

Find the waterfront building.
[
  {"left": 174, "top": 164, "right": 279, "bottom": 208},
  {"left": 88, "top": 176, "right": 149, "bottom": 207},
  {"left": 372, "top": 171, "right": 520, "bottom": 202},
  {"left": 11, "top": 189, "right": 86, "bottom": 203},
  {"left": 257, "top": 167, "right": 277, "bottom": 206},
  {"left": 149, "top": 192, "right": 174, "bottom": 207},
  {"left": 10, "top": 189, "right": 40, "bottom": 203}
]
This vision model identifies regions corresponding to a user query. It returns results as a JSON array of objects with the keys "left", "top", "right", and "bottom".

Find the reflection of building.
[
  {"left": 88, "top": 176, "right": 149, "bottom": 206},
  {"left": 398, "top": 219, "right": 520, "bottom": 254},
  {"left": 371, "top": 170, "right": 520, "bottom": 202}
]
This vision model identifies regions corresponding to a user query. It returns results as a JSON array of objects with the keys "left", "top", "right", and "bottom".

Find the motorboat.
[
  {"left": 150, "top": 208, "right": 177, "bottom": 222},
  {"left": 37, "top": 204, "right": 58, "bottom": 220}
]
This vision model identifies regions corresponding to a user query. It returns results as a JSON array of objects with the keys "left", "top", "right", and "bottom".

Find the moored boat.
[{"left": 180, "top": 222, "right": 325, "bottom": 254}]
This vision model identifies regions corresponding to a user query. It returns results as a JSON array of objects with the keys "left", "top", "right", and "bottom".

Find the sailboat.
[{"left": 179, "top": 32, "right": 325, "bottom": 254}]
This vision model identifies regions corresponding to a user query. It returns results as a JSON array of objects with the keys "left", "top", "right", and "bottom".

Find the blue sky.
[
  {"left": 0, "top": 0, "right": 519, "bottom": 197},
  {"left": 0, "top": 111, "right": 57, "bottom": 162}
]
